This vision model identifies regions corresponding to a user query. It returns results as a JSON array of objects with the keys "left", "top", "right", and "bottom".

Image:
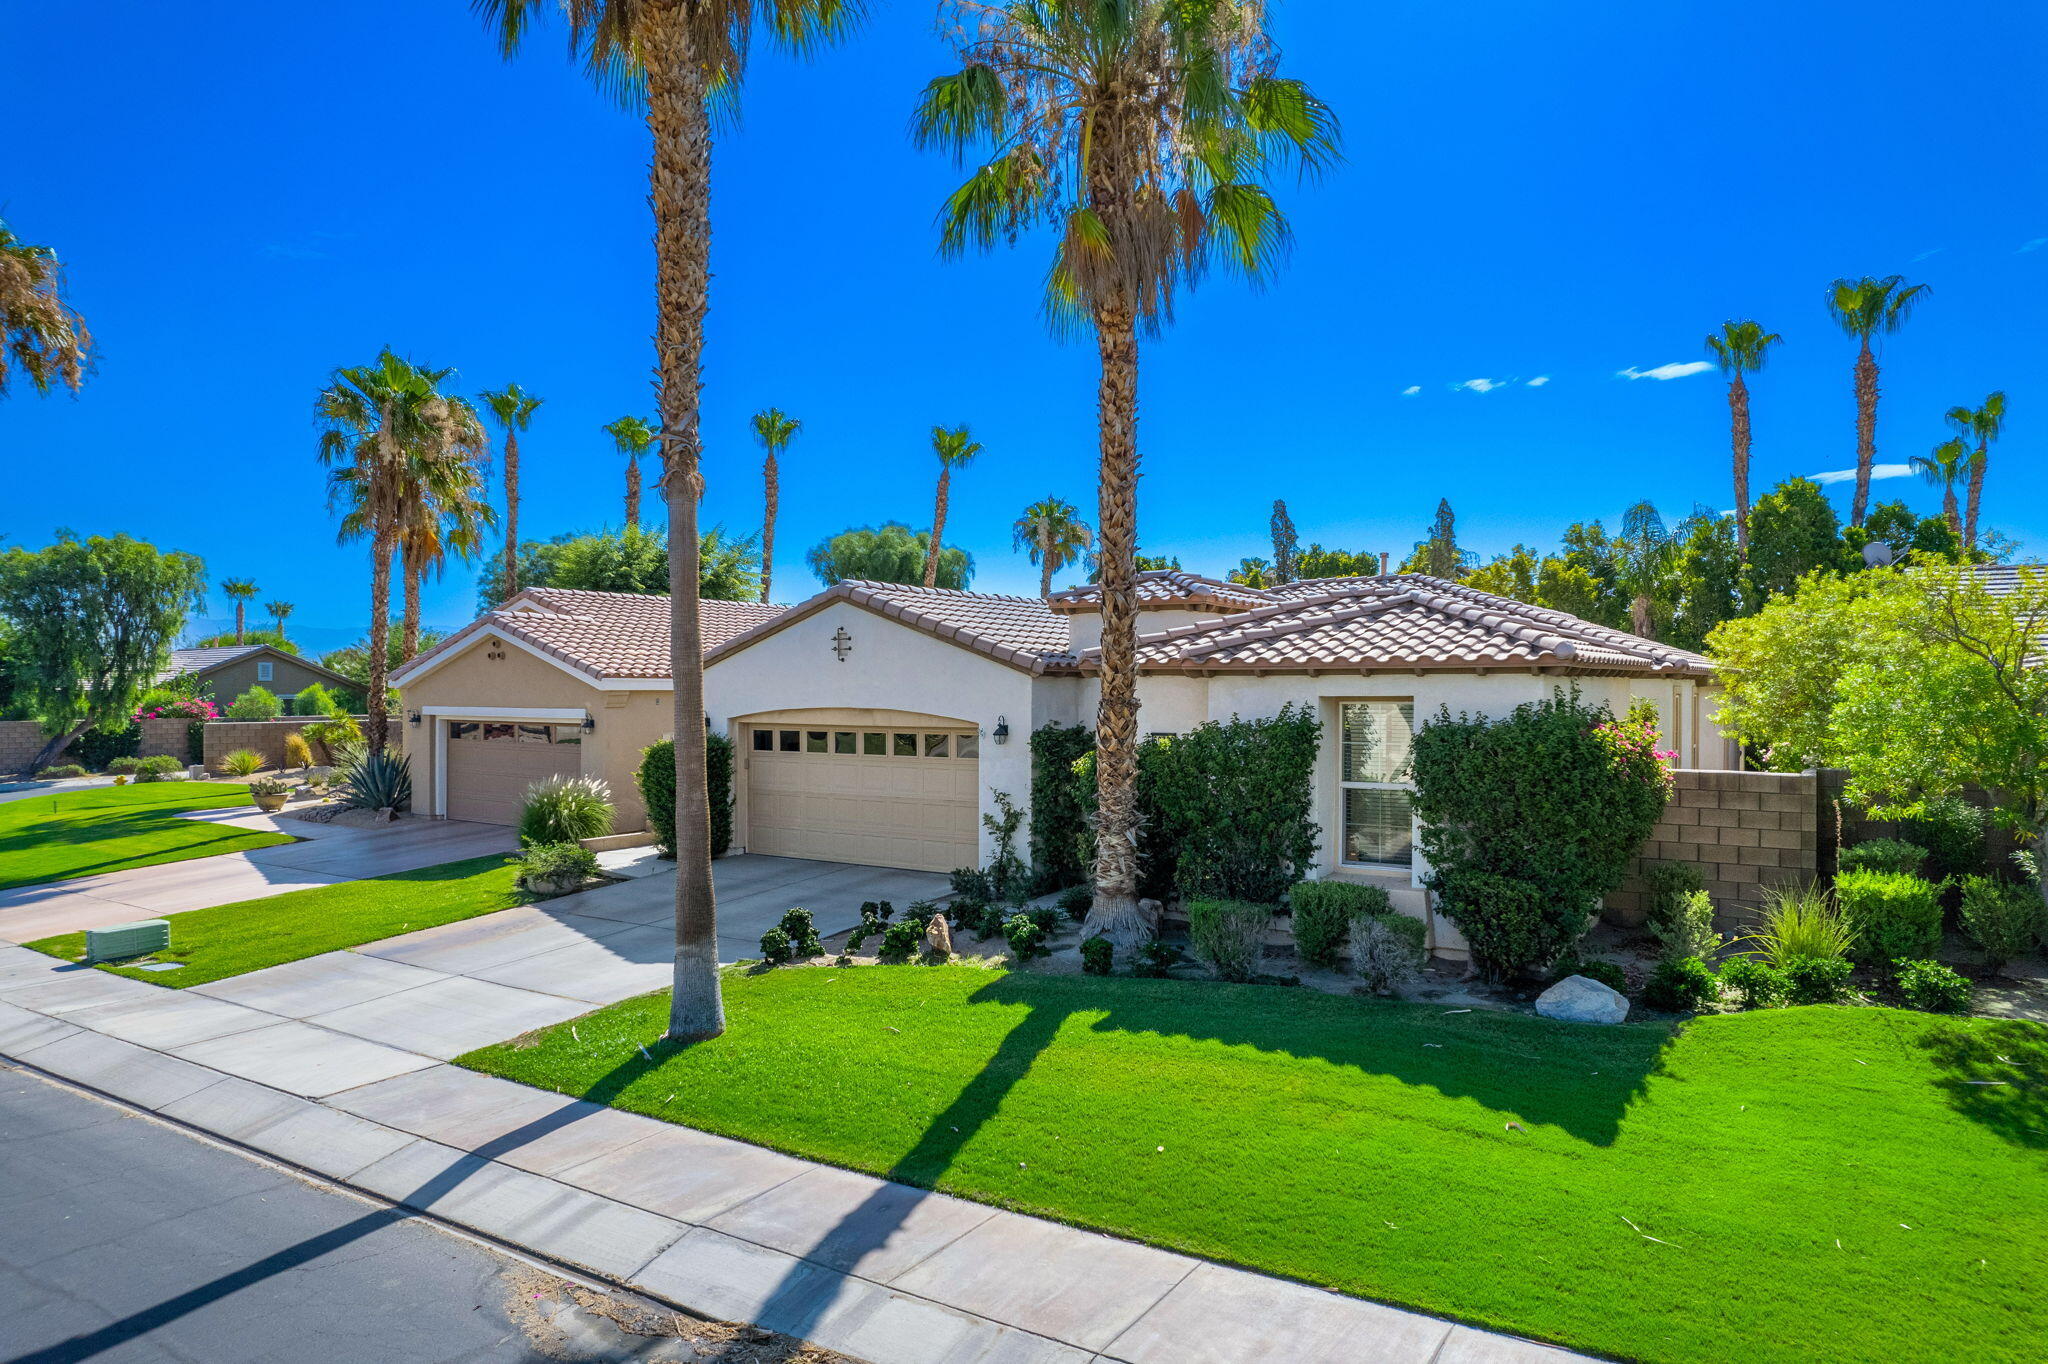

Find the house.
[
  {"left": 159, "top": 645, "right": 358, "bottom": 714},
  {"left": 399, "top": 572, "right": 1737, "bottom": 953}
]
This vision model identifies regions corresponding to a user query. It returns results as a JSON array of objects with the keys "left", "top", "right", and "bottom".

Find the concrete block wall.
[
  {"left": 0, "top": 717, "right": 193, "bottom": 774},
  {"left": 203, "top": 717, "right": 399, "bottom": 771},
  {"left": 1606, "top": 769, "right": 1825, "bottom": 931}
]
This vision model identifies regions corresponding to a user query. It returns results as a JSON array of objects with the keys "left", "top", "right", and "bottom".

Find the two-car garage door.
[
  {"left": 444, "top": 720, "right": 585, "bottom": 826},
  {"left": 745, "top": 723, "right": 979, "bottom": 873}
]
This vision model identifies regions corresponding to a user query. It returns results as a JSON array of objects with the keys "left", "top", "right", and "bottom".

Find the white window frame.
[{"left": 1337, "top": 698, "right": 1416, "bottom": 871}]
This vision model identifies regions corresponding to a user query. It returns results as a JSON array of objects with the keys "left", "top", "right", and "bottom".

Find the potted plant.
[{"left": 248, "top": 776, "right": 291, "bottom": 813}]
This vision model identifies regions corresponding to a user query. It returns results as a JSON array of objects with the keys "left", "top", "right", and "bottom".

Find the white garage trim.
[{"left": 429, "top": 707, "right": 590, "bottom": 818}]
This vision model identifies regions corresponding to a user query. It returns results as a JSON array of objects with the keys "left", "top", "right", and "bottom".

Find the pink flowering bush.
[
  {"left": 134, "top": 697, "right": 217, "bottom": 722},
  {"left": 1593, "top": 700, "right": 1677, "bottom": 798}
]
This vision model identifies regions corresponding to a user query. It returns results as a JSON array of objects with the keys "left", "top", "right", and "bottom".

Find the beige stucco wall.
[{"left": 397, "top": 634, "right": 671, "bottom": 831}]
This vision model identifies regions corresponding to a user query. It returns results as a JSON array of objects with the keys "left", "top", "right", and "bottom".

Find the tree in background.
[
  {"left": 1295, "top": 544, "right": 1380, "bottom": 579},
  {"left": 0, "top": 534, "right": 204, "bottom": 772},
  {"left": 321, "top": 630, "right": 442, "bottom": 710},
  {"left": 1747, "top": 476, "right": 1847, "bottom": 598},
  {"left": 1661, "top": 509, "right": 1747, "bottom": 653},
  {"left": 606, "top": 414, "right": 657, "bottom": 529},
  {"left": 750, "top": 408, "right": 800, "bottom": 602},
  {"left": 220, "top": 578, "right": 258, "bottom": 644},
  {"left": 1012, "top": 496, "right": 1093, "bottom": 598},
  {"left": 478, "top": 383, "right": 543, "bottom": 600},
  {"left": 808, "top": 522, "right": 971, "bottom": 590},
  {"left": 1825, "top": 275, "right": 1928, "bottom": 526},
  {"left": 475, "top": 526, "right": 761, "bottom": 605},
  {"left": 916, "top": 0, "right": 1338, "bottom": 945},
  {"left": 1615, "top": 501, "right": 1673, "bottom": 637},
  {"left": 1227, "top": 556, "right": 1271, "bottom": 587},
  {"left": 1705, "top": 319, "right": 1781, "bottom": 555},
  {"left": 1910, "top": 437, "right": 1969, "bottom": 538},
  {"left": 267, "top": 600, "right": 294, "bottom": 644},
  {"left": 1944, "top": 391, "right": 2006, "bottom": 552},
  {"left": 1402, "top": 499, "right": 1475, "bottom": 578},
  {"left": 1269, "top": 500, "right": 1298, "bottom": 583},
  {"left": 192, "top": 627, "right": 297, "bottom": 654},
  {"left": 1463, "top": 544, "right": 1540, "bottom": 602},
  {"left": 923, "top": 424, "right": 983, "bottom": 588},
  {"left": 0, "top": 217, "right": 92, "bottom": 399},
  {"left": 389, "top": 375, "right": 491, "bottom": 663}
]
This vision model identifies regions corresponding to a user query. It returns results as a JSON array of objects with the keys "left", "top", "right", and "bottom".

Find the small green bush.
[
  {"left": 35, "top": 764, "right": 87, "bottom": 780},
  {"left": 1643, "top": 861, "right": 1705, "bottom": 928},
  {"left": 1894, "top": 958, "right": 1972, "bottom": 1013},
  {"left": 776, "top": 907, "right": 823, "bottom": 958},
  {"left": 1650, "top": 889, "right": 1722, "bottom": 963},
  {"left": 1837, "top": 868, "right": 1942, "bottom": 969},
  {"left": 636, "top": 735, "right": 732, "bottom": 859},
  {"left": 1131, "top": 941, "right": 1181, "bottom": 978},
  {"left": 135, "top": 754, "right": 185, "bottom": 782},
  {"left": 1057, "top": 885, "right": 1093, "bottom": 921},
  {"left": 876, "top": 919, "right": 923, "bottom": 963},
  {"left": 758, "top": 926, "right": 794, "bottom": 965},
  {"left": 1782, "top": 955, "right": 1854, "bottom": 1005},
  {"left": 1432, "top": 870, "right": 1590, "bottom": 982},
  {"left": 225, "top": 686, "right": 282, "bottom": 721},
  {"left": 1744, "top": 882, "right": 1852, "bottom": 967},
  {"left": 1718, "top": 956, "right": 1787, "bottom": 1009},
  {"left": 106, "top": 755, "right": 145, "bottom": 776},
  {"left": 1186, "top": 899, "right": 1272, "bottom": 982},
  {"left": 1838, "top": 838, "right": 1929, "bottom": 878},
  {"left": 518, "top": 775, "right": 615, "bottom": 846},
  {"left": 513, "top": 841, "right": 600, "bottom": 890},
  {"left": 1004, "top": 912, "right": 1049, "bottom": 961},
  {"left": 861, "top": 900, "right": 896, "bottom": 924},
  {"left": 1642, "top": 956, "right": 1718, "bottom": 1013},
  {"left": 1352, "top": 913, "right": 1426, "bottom": 994},
  {"left": 293, "top": 682, "right": 342, "bottom": 717},
  {"left": 949, "top": 867, "right": 994, "bottom": 904},
  {"left": 220, "top": 748, "right": 265, "bottom": 777},
  {"left": 1900, "top": 796, "right": 1986, "bottom": 881},
  {"left": 1027, "top": 904, "right": 1061, "bottom": 937},
  {"left": 1081, "top": 935, "right": 1114, "bottom": 975},
  {"left": 1288, "top": 879, "right": 1391, "bottom": 969},
  {"left": 1957, "top": 876, "right": 2041, "bottom": 971}
]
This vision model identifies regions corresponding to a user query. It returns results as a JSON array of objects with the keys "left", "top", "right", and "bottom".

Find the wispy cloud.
[
  {"left": 2020, "top": 237, "right": 2047, "bottom": 254},
  {"left": 1807, "top": 463, "right": 1913, "bottom": 486},
  {"left": 1452, "top": 378, "right": 1506, "bottom": 393},
  {"left": 1911, "top": 246, "right": 1945, "bottom": 263},
  {"left": 1526, "top": 375, "right": 1551, "bottom": 388},
  {"left": 1400, "top": 385, "right": 1421, "bottom": 397},
  {"left": 1617, "top": 361, "right": 1714, "bottom": 381}
]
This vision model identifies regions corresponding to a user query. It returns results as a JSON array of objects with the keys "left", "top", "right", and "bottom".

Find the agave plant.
[
  {"left": 518, "top": 774, "right": 615, "bottom": 847},
  {"left": 339, "top": 749, "right": 413, "bottom": 813}
]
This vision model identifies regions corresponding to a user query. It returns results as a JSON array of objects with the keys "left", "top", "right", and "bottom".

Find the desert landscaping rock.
[{"left": 1534, "top": 974, "right": 1630, "bottom": 1025}]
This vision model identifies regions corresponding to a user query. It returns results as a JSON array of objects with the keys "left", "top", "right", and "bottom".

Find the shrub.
[
  {"left": 135, "top": 754, "right": 185, "bottom": 782},
  {"left": 1782, "top": 955, "right": 1854, "bottom": 1005},
  {"left": 35, "top": 763, "right": 87, "bottom": 780},
  {"left": 1027, "top": 904, "right": 1061, "bottom": 937},
  {"left": 106, "top": 755, "right": 145, "bottom": 776},
  {"left": 1900, "top": 795, "right": 1987, "bottom": 881},
  {"left": 513, "top": 841, "right": 600, "bottom": 890},
  {"left": 1744, "top": 882, "right": 1853, "bottom": 967},
  {"left": 1080, "top": 935, "right": 1114, "bottom": 975},
  {"left": 981, "top": 790, "right": 1031, "bottom": 906},
  {"left": 1147, "top": 706, "right": 1322, "bottom": 902},
  {"left": 1838, "top": 838, "right": 1929, "bottom": 878},
  {"left": 1958, "top": 876, "right": 2042, "bottom": 971},
  {"left": 2015, "top": 848, "right": 2039, "bottom": 886},
  {"left": 845, "top": 907, "right": 888, "bottom": 954},
  {"left": 1004, "top": 912, "right": 1048, "bottom": 961},
  {"left": 1642, "top": 861, "right": 1706, "bottom": 929},
  {"left": 1650, "top": 889, "right": 1723, "bottom": 963},
  {"left": 518, "top": 774, "right": 615, "bottom": 846},
  {"left": 338, "top": 749, "right": 412, "bottom": 811},
  {"left": 1057, "top": 885, "right": 1093, "bottom": 922},
  {"left": 758, "top": 926, "right": 794, "bottom": 965},
  {"left": 1028, "top": 722, "right": 1095, "bottom": 891},
  {"left": 225, "top": 686, "right": 282, "bottom": 721},
  {"left": 1836, "top": 868, "right": 1942, "bottom": 969},
  {"left": 1131, "top": 941, "right": 1181, "bottom": 978},
  {"left": 1288, "top": 880, "right": 1391, "bottom": 969},
  {"left": 302, "top": 714, "right": 362, "bottom": 763},
  {"left": 72, "top": 721, "right": 143, "bottom": 771},
  {"left": 282, "top": 732, "right": 313, "bottom": 770},
  {"left": 219, "top": 748, "right": 265, "bottom": 777},
  {"left": 1556, "top": 957, "right": 1628, "bottom": 994},
  {"left": 635, "top": 735, "right": 734, "bottom": 859},
  {"left": 876, "top": 919, "right": 923, "bottom": 963},
  {"left": 948, "top": 867, "right": 993, "bottom": 904},
  {"left": 1186, "top": 899, "right": 1272, "bottom": 982},
  {"left": 247, "top": 776, "right": 290, "bottom": 797},
  {"left": 1642, "top": 956, "right": 1718, "bottom": 1013},
  {"left": 1412, "top": 688, "right": 1670, "bottom": 979},
  {"left": 293, "top": 682, "right": 342, "bottom": 717},
  {"left": 1352, "top": 913, "right": 1426, "bottom": 994},
  {"left": 1718, "top": 955, "right": 1787, "bottom": 1009},
  {"left": 1894, "top": 959, "right": 1972, "bottom": 1014},
  {"left": 776, "top": 907, "right": 823, "bottom": 959},
  {"left": 860, "top": 900, "right": 896, "bottom": 924}
]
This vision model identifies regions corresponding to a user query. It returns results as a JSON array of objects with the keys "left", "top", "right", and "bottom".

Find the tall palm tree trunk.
[
  {"left": 1944, "top": 485, "right": 1961, "bottom": 537},
  {"left": 1851, "top": 340, "right": 1878, "bottom": 526},
  {"left": 400, "top": 547, "right": 422, "bottom": 664},
  {"left": 647, "top": 10, "right": 724, "bottom": 1044},
  {"left": 503, "top": 430, "right": 521, "bottom": 597},
  {"left": 366, "top": 524, "right": 393, "bottom": 751},
  {"left": 761, "top": 454, "right": 778, "bottom": 602},
  {"left": 233, "top": 602, "right": 246, "bottom": 644},
  {"left": 924, "top": 468, "right": 952, "bottom": 588},
  {"left": 625, "top": 458, "right": 642, "bottom": 528},
  {"left": 1084, "top": 299, "right": 1147, "bottom": 946},
  {"left": 1964, "top": 440, "right": 1987, "bottom": 551},
  {"left": 1039, "top": 523, "right": 1054, "bottom": 598},
  {"left": 1728, "top": 373, "right": 1751, "bottom": 557}
]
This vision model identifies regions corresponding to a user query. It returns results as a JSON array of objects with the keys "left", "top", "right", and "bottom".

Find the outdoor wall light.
[
  {"left": 581, "top": 714, "right": 597, "bottom": 734},
  {"left": 993, "top": 717, "right": 1010, "bottom": 745},
  {"left": 407, "top": 710, "right": 421, "bottom": 728}
]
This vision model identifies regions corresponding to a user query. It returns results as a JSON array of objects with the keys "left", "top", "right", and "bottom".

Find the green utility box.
[{"left": 84, "top": 919, "right": 170, "bottom": 964}]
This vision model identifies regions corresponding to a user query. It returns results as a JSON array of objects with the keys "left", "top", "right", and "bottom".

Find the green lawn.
[
  {"left": 0, "top": 781, "right": 291, "bottom": 890},
  {"left": 459, "top": 966, "right": 2046, "bottom": 1364},
  {"left": 27, "top": 855, "right": 531, "bottom": 985}
]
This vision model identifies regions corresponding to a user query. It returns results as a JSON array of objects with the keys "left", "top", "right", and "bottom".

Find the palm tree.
[
  {"left": 1704, "top": 320, "right": 1782, "bottom": 557},
  {"left": 605, "top": 415, "right": 658, "bottom": 529},
  {"left": 0, "top": 218, "right": 92, "bottom": 398},
  {"left": 750, "top": 408, "right": 801, "bottom": 602},
  {"left": 1826, "top": 275, "right": 1929, "bottom": 526},
  {"left": 922, "top": 425, "right": 982, "bottom": 588},
  {"left": 396, "top": 411, "right": 494, "bottom": 662},
  {"left": 1910, "top": 437, "right": 1969, "bottom": 539},
  {"left": 267, "top": 600, "right": 295, "bottom": 644},
  {"left": 1012, "top": 496, "right": 1094, "bottom": 598},
  {"left": 221, "top": 579, "right": 259, "bottom": 644},
  {"left": 479, "top": 384, "right": 543, "bottom": 600},
  {"left": 321, "top": 351, "right": 484, "bottom": 742},
  {"left": 1944, "top": 391, "right": 2007, "bottom": 552},
  {"left": 915, "top": 0, "right": 1338, "bottom": 945},
  {"left": 478, "top": 0, "right": 862, "bottom": 1044}
]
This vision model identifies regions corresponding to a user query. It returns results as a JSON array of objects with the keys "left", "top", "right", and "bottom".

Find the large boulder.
[{"left": 1535, "top": 973, "right": 1630, "bottom": 1025}]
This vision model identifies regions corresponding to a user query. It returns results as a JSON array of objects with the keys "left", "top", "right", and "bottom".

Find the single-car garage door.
[
  {"left": 745, "top": 724, "right": 979, "bottom": 873},
  {"left": 445, "top": 720, "right": 586, "bottom": 826}
]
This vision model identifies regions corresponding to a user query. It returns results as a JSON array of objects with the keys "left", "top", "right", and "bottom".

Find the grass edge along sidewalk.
[{"left": 0, "top": 781, "right": 289, "bottom": 890}]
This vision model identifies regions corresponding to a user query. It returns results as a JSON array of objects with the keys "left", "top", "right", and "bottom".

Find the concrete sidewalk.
[{"left": 0, "top": 941, "right": 1577, "bottom": 1364}]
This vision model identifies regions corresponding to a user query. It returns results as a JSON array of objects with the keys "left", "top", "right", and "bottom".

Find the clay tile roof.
[
  {"left": 1077, "top": 574, "right": 1714, "bottom": 677},
  {"left": 396, "top": 588, "right": 787, "bottom": 685},
  {"left": 1046, "top": 569, "right": 1276, "bottom": 614},
  {"left": 1970, "top": 563, "right": 2046, "bottom": 597},
  {"left": 158, "top": 644, "right": 266, "bottom": 681},
  {"left": 706, "top": 580, "right": 1075, "bottom": 673}
]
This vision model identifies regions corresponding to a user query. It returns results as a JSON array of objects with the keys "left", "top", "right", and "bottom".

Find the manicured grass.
[
  {"left": 460, "top": 966, "right": 2046, "bottom": 1364},
  {"left": 0, "top": 781, "right": 291, "bottom": 890},
  {"left": 27, "top": 855, "right": 531, "bottom": 985}
]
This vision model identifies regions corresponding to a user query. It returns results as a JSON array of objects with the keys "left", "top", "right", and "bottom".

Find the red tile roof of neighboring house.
[
  {"left": 706, "top": 581, "right": 1075, "bottom": 674},
  {"left": 395, "top": 588, "right": 787, "bottom": 685}
]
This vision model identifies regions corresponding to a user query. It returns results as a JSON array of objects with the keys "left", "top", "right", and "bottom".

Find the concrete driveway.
[{"left": 0, "top": 811, "right": 516, "bottom": 944}]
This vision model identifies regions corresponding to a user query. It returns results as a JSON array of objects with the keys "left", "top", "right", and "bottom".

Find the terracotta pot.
[{"left": 252, "top": 792, "right": 288, "bottom": 813}]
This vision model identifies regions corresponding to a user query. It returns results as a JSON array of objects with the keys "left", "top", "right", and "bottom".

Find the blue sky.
[{"left": 3, "top": 1, "right": 2042, "bottom": 649}]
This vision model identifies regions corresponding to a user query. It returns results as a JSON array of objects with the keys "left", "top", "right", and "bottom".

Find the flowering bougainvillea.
[
  {"left": 134, "top": 697, "right": 217, "bottom": 722},
  {"left": 1594, "top": 700, "right": 1677, "bottom": 798}
]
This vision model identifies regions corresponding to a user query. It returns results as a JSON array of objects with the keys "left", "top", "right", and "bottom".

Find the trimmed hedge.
[
  {"left": 1836, "top": 868, "right": 1942, "bottom": 969},
  {"left": 1288, "top": 879, "right": 1391, "bottom": 969},
  {"left": 638, "top": 734, "right": 734, "bottom": 859},
  {"left": 1028, "top": 722, "right": 1094, "bottom": 892}
]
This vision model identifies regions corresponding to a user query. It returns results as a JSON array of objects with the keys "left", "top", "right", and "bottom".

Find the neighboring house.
[
  {"left": 400, "top": 572, "right": 1738, "bottom": 955},
  {"left": 160, "top": 645, "right": 357, "bottom": 714},
  {"left": 1969, "top": 562, "right": 2045, "bottom": 596}
]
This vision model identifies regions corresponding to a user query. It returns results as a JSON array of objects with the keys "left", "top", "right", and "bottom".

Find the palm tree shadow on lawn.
[{"left": 1914, "top": 1016, "right": 2048, "bottom": 1149}]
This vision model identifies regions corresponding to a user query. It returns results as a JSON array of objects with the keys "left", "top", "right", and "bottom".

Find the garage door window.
[
  {"left": 923, "top": 734, "right": 949, "bottom": 757},
  {"left": 449, "top": 721, "right": 581, "bottom": 745},
  {"left": 805, "top": 731, "right": 828, "bottom": 753},
  {"left": 893, "top": 733, "right": 917, "bottom": 757},
  {"left": 752, "top": 730, "right": 772, "bottom": 751},
  {"left": 779, "top": 730, "right": 799, "bottom": 751},
  {"left": 748, "top": 726, "right": 977, "bottom": 758},
  {"left": 834, "top": 732, "right": 856, "bottom": 754},
  {"left": 955, "top": 733, "right": 979, "bottom": 758}
]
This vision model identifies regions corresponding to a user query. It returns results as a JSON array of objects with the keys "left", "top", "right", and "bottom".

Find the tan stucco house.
[
  {"left": 400, "top": 571, "right": 1736, "bottom": 954},
  {"left": 161, "top": 645, "right": 358, "bottom": 714}
]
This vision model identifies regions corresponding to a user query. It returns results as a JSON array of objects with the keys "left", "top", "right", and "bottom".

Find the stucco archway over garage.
[{"left": 735, "top": 708, "right": 982, "bottom": 874}]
